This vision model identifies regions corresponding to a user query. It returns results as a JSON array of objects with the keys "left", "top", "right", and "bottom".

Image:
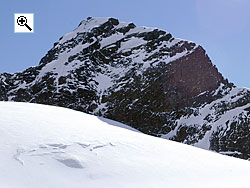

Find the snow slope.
[{"left": 1, "top": 102, "right": 250, "bottom": 188}]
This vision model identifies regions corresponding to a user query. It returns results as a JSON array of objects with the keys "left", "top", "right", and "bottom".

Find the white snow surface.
[
  {"left": 97, "top": 116, "right": 141, "bottom": 133},
  {"left": 1, "top": 102, "right": 250, "bottom": 188}
]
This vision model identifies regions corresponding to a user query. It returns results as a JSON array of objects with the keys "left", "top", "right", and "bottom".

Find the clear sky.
[{"left": 1, "top": 0, "right": 250, "bottom": 87}]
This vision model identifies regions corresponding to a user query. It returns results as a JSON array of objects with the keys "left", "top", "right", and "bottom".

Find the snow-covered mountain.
[
  {"left": 1, "top": 102, "right": 250, "bottom": 188},
  {"left": 1, "top": 17, "right": 250, "bottom": 160}
]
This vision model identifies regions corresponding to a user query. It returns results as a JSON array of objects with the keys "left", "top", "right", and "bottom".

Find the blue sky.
[{"left": 1, "top": 0, "right": 250, "bottom": 87}]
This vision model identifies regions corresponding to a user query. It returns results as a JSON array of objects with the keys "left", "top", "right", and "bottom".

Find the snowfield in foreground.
[{"left": 0, "top": 102, "right": 250, "bottom": 188}]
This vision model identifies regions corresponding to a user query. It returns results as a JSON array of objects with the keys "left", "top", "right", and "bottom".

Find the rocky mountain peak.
[
  {"left": 2, "top": 17, "right": 250, "bottom": 160},
  {"left": 38, "top": 17, "right": 226, "bottom": 103}
]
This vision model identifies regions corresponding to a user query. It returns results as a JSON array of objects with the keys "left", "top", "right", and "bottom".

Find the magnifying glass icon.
[{"left": 17, "top": 16, "right": 32, "bottom": 31}]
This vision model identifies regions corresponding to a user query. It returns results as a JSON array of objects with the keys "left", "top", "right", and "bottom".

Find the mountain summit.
[{"left": 1, "top": 17, "right": 250, "bottom": 160}]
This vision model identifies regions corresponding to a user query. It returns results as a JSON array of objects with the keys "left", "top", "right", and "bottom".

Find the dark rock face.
[
  {"left": 1, "top": 17, "right": 250, "bottom": 160},
  {"left": 167, "top": 47, "right": 222, "bottom": 97},
  {"left": 162, "top": 45, "right": 225, "bottom": 107},
  {"left": 102, "top": 45, "right": 227, "bottom": 134}
]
